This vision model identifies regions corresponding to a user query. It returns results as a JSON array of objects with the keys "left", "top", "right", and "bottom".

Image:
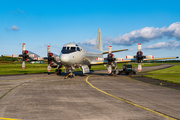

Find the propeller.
[
  {"left": 126, "top": 43, "right": 154, "bottom": 72},
  {"left": 12, "top": 43, "right": 37, "bottom": 69},
  {"left": 97, "top": 46, "right": 124, "bottom": 74},
  {"left": 47, "top": 45, "right": 53, "bottom": 72},
  {"left": 37, "top": 45, "right": 61, "bottom": 73}
]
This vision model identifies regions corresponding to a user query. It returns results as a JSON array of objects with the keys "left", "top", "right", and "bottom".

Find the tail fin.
[{"left": 94, "top": 28, "right": 103, "bottom": 51}]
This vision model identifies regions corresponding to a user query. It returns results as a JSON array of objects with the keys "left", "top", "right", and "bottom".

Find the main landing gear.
[
  {"left": 110, "top": 69, "right": 117, "bottom": 76},
  {"left": 55, "top": 67, "right": 62, "bottom": 75}
]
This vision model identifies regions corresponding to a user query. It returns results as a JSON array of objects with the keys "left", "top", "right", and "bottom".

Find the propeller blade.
[
  {"left": 138, "top": 63, "right": 142, "bottom": 71},
  {"left": 108, "top": 65, "right": 112, "bottom": 73},
  {"left": 96, "top": 57, "right": 104, "bottom": 61},
  {"left": 47, "top": 64, "right": 51, "bottom": 72},
  {"left": 138, "top": 43, "right": 141, "bottom": 52},
  {"left": 47, "top": 45, "right": 51, "bottom": 55},
  {"left": 108, "top": 46, "right": 112, "bottom": 54},
  {"left": 22, "top": 43, "right": 26, "bottom": 53},
  {"left": 12, "top": 54, "right": 19, "bottom": 57},
  {"left": 47, "top": 45, "right": 51, "bottom": 72},
  {"left": 116, "top": 58, "right": 124, "bottom": 61},
  {"left": 126, "top": 55, "right": 135, "bottom": 59},
  {"left": 29, "top": 54, "right": 36, "bottom": 58},
  {"left": 146, "top": 55, "right": 154, "bottom": 59},
  {"left": 22, "top": 61, "right": 25, "bottom": 69}
]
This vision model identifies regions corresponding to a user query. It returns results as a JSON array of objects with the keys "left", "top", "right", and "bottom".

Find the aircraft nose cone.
[{"left": 61, "top": 55, "right": 70, "bottom": 64}]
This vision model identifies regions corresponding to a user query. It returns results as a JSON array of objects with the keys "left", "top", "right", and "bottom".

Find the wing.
[
  {"left": 102, "top": 49, "right": 128, "bottom": 54},
  {"left": 90, "top": 60, "right": 106, "bottom": 65},
  {"left": 144, "top": 57, "right": 179, "bottom": 61}
]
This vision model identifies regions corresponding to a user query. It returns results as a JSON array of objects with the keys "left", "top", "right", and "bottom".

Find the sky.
[{"left": 0, "top": 0, "right": 180, "bottom": 59}]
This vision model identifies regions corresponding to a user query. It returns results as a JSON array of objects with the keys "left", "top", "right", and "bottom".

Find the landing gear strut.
[{"left": 110, "top": 67, "right": 117, "bottom": 76}]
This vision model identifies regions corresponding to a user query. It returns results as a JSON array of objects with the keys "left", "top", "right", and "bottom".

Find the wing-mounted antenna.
[{"left": 94, "top": 28, "right": 103, "bottom": 51}]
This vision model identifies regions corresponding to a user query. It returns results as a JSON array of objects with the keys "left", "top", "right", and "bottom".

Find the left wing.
[{"left": 102, "top": 49, "right": 128, "bottom": 54}]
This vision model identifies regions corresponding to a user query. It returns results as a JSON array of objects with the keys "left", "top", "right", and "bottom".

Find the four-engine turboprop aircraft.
[
  {"left": 5, "top": 28, "right": 128, "bottom": 77},
  {"left": 2, "top": 28, "right": 179, "bottom": 77}
]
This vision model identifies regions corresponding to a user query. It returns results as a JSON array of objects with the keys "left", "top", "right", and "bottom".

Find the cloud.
[
  {"left": 81, "top": 38, "right": 97, "bottom": 46},
  {"left": 11, "top": 25, "right": 19, "bottom": 31},
  {"left": 10, "top": 9, "right": 24, "bottom": 14},
  {"left": 106, "top": 22, "right": 180, "bottom": 46},
  {"left": 143, "top": 40, "right": 180, "bottom": 50},
  {"left": 5, "top": 27, "right": 10, "bottom": 31},
  {"left": 81, "top": 22, "right": 180, "bottom": 48},
  {"left": 17, "top": 9, "right": 24, "bottom": 13}
]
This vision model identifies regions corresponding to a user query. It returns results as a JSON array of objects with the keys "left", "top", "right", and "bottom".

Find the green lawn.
[
  {"left": 0, "top": 64, "right": 57, "bottom": 75},
  {"left": 0, "top": 62, "right": 162, "bottom": 75},
  {"left": 144, "top": 65, "right": 180, "bottom": 84}
]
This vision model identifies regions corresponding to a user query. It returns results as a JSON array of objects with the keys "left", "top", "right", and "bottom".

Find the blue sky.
[{"left": 0, "top": 0, "right": 180, "bottom": 59}]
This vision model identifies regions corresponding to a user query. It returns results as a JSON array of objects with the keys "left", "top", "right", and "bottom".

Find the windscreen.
[{"left": 61, "top": 46, "right": 80, "bottom": 54}]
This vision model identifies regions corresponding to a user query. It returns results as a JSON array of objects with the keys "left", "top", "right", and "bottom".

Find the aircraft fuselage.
[{"left": 60, "top": 43, "right": 103, "bottom": 67}]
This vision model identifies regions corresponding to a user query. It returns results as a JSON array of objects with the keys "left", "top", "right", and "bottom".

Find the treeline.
[{"left": 0, "top": 56, "right": 19, "bottom": 62}]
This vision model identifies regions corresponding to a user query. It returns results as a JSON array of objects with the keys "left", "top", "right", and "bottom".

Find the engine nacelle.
[
  {"left": 126, "top": 55, "right": 134, "bottom": 59},
  {"left": 146, "top": 55, "right": 154, "bottom": 59}
]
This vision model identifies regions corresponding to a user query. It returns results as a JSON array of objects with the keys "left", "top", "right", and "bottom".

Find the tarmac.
[{"left": 0, "top": 64, "right": 180, "bottom": 120}]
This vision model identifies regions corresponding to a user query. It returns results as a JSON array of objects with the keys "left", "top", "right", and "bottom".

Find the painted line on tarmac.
[
  {"left": 0, "top": 117, "right": 21, "bottom": 120},
  {"left": 86, "top": 75, "right": 177, "bottom": 120}
]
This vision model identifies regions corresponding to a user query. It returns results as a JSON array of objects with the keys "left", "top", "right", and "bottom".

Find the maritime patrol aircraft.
[
  {"left": 5, "top": 28, "right": 128, "bottom": 77},
  {"left": 2, "top": 28, "right": 178, "bottom": 77}
]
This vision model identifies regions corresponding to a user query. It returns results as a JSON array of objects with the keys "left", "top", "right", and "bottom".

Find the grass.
[
  {"left": 1, "top": 61, "right": 180, "bottom": 84},
  {"left": 144, "top": 65, "right": 180, "bottom": 84},
  {"left": 0, "top": 64, "right": 57, "bottom": 75},
  {"left": 0, "top": 62, "right": 162, "bottom": 75},
  {"left": 147, "top": 65, "right": 180, "bottom": 74}
]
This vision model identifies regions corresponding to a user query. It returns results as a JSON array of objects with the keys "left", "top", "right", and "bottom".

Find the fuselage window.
[{"left": 77, "top": 47, "right": 80, "bottom": 51}]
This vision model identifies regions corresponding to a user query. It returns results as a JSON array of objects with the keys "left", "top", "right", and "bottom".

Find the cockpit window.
[
  {"left": 71, "top": 47, "right": 76, "bottom": 51},
  {"left": 77, "top": 47, "right": 80, "bottom": 51},
  {"left": 61, "top": 46, "right": 79, "bottom": 54},
  {"left": 62, "top": 47, "right": 66, "bottom": 50}
]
